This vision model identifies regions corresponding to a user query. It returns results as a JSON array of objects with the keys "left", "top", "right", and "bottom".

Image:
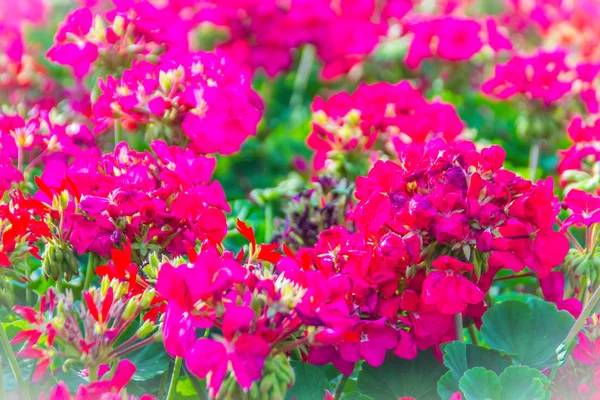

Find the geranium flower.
[{"left": 421, "top": 256, "right": 485, "bottom": 315}]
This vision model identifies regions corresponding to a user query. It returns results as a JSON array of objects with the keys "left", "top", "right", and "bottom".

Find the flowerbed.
[{"left": 2, "top": 0, "right": 600, "bottom": 399}]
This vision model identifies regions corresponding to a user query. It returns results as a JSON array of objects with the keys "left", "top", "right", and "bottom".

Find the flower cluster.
[
  {"left": 93, "top": 51, "right": 263, "bottom": 154},
  {"left": 203, "top": 0, "right": 410, "bottom": 79},
  {"left": 12, "top": 278, "right": 159, "bottom": 383},
  {"left": 48, "top": 1, "right": 193, "bottom": 78},
  {"left": 35, "top": 141, "right": 229, "bottom": 262},
  {"left": 308, "top": 81, "right": 464, "bottom": 174}
]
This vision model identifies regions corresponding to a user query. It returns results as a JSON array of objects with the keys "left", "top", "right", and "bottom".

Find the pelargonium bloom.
[
  {"left": 93, "top": 51, "right": 263, "bottom": 155},
  {"left": 421, "top": 256, "right": 485, "bottom": 315}
]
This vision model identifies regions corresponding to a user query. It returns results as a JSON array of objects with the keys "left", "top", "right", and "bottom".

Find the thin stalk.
[
  {"left": 25, "top": 263, "right": 32, "bottom": 306},
  {"left": 166, "top": 357, "right": 183, "bottom": 400},
  {"left": 468, "top": 325, "right": 480, "bottom": 346},
  {"left": 563, "top": 283, "right": 600, "bottom": 352},
  {"left": 0, "top": 323, "right": 27, "bottom": 397},
  {"left": 454, "top": 313, "right": 464, "bottom": 343},
  {"left": 334, "top": 374, "right": 350, "bottom": 400},
  {"left": 88, "top": 364, "right": 98, "bottom": 383},
  {"left": 158, "top": 369, "right": 168, "bottom": 399},
  {"left": 83, "top": 253, "right": 98, "bottom": 292},
  {"left": 0, "top": 356, "right": 5, "bottom": 400},
  {"left": 289, "top": 45, "right": 316, "bottom": 112},
  {"left": 265, "top": 202, "right": 273, "bottom": 243},
  {"left": 493, "top": 272, "right": 536, "bottom": 282},
  {"left": 114, "top": 120, "right": 123, "bottom": 148},
  {"left": 528, "top": 141, "right": 540, "bottom": 182},
  {"left": 56, "top": 277, "right": 64, "bottom": 293}
]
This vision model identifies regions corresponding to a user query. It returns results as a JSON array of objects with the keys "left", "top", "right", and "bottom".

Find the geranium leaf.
[
  {"left": 357, "top": 350, "right": 446, "bottom": 399},
  {"left": 458, "top": 367, "right": 501, "bottom": 400},
  {"left": 499, "top": 366, "right": 549, "bottom": 400},
  {"left": 127, "top": 342, "right": 170, "bottom": 381},
  {"left": 438, "top": 341, "right": 512, "bottom": 399},
  {"left": 480, "top": 298, "right": 574, "bottom": 369},
  {"left": 286, "top": 362, "right": 330, "bottom": 400}
]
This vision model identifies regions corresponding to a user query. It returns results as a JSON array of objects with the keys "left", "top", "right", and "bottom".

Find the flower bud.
[
  {"left": 136, "top": 320, "right": 155, "bottom": 339},
  {"left": 122, "top": 299, "right": 139, "bottom": 320},
  {"left": 140, "top": 289, "right": 156, "bottom": 309}
]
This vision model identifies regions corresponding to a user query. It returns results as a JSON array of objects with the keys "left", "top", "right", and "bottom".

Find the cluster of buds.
[
  {"left": 273, "top": 176, "right": 355, "bottom": 250},
  {"left": 216, "top": 354, "right": 295, "bottom": 400},
  {"left": 12, "top": 278, "right": 160, "bottom": 382},
  {"left": 41, "top": 239, "right": 79, "bottom": 281}
]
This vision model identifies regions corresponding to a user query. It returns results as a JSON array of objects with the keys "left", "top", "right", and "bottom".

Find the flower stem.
[
  {"left": 88, "top": 364, "right": 98, "bottom": 383},
  {"left": 166, "top": 357, "right": 183, "bottom": 400},
  {"left": 468, "top": 324, "right": 480, "bottom": 346},
  {"left": 454, "top": 313, "right": 464, "bottom": 343},
  {"left": 289, "top": 44, "right": 316, "bottom": 113},
  {"left": 563, "top": 283, "right": 600, "bottom": 352},
  {"left": 0, "top": 323, "right": 27, "bottom": 397},
  {"left": 265, "top": 202, "right": 273, "bottom": 243},
  {"left": 83, "top": 253, "right": 98, "bottom": 292},
  {"left": 334, "top": 374, "right": 350, "bottom": 400},
  {"left": 0, "top": 356, "right": 5, "bottom": 400},
  {"left": 114, "top": 120, "right": 123, "bottom": 148},
  {"left": 158, "top": 368, "right": 168, "bottom": 399},
  {"left": 493, "top": 272, "right": 536, "bottom": 282},
  {"left": 528, "top": 141, "right": 540, "bottom": 182}
]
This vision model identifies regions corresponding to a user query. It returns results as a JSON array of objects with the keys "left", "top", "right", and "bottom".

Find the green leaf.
[
  {"left": 480, "top": 298, "right": 574, "bottom": 369},
  {"left": 499, "top": 366, "right": 549, "bottom": 400},
  {"left": 286, "top": 361, "right": 330, "bottom": 400},
  {"left": 357, "top": 350, "right": 447, "bottom": 400},
  {"left": 126, "top": 342, "right": 170, "bottom": 381},
  {"left": 438, "top": 341, "right": 511, "bottom": 399},
  {"left": 458, "top": 367, "right": 501, "bottom": 400},
  {"left": 341, "top": 392, "right": 373, "bottom": 400}
]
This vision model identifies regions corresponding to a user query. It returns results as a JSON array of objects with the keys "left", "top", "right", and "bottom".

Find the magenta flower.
[
  {"left": 421, "top": 256, "right": 485, "bottom": 315},
  {"left": 337, "top": 319, "right": 398, "bottom": 367},
  {"left": 186, "top": 334, "right": 271, "bottom": 395}
]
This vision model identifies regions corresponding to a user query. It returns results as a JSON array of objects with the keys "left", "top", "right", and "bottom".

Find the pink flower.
[
  {"left": 421, "top": 256, "right": 485, "bottom": 315},
  {"left": 562, "top": 190, "right": 600, "bottom": 230},
  {"left": 338, "top": 319, "right": 398, "bottom": 367},
  {"left": 186, "top": 334, "right": 271, "bottom": 395},
  {"left": 540, "top": 272, "right": 582, "bottom": 318}
]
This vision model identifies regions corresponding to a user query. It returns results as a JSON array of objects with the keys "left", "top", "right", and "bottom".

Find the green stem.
[
  {"left": 334, "top": 374, "right": 350, "bottom": 400},
  {"left": 468, "top": 325, "right": 480, "bottom": 346},
  {"left": 454, "top": 313, "right": 464, "bottom": 343},
  {"left": 158, "top": 368, "right": 168, "bottom": 399},
  {"left": 56, "top": 277, "right": 64, "bottom": 293},
  {"left": 114, "top": 120, "right": 123, "bottom": 148},
  {"left": 83, "top": 253, "right": 98, "bottom": 292},
  {"left": 25, "top": 264, "right": 32, "bottom": 306},
  {"left": 0, "top": 356, "right": 5, "bottom": 400},
  {"left": 528, "top": 141, "right": 540, "bottom": 181},
  {"left": 289, "top": 44, "right": 316, "bottom": 113},
  {"left": 563, "top": 283, "right": 600, "bottom": 352},
  {"left": 265, "top": 202, "right": 273, "bottom": 244},
  {"left": 0, "top": 323, "right": 27, "bottom": 397},
  {"left": 166, "top": 357, "right": 183, "bottom": 400},
  {"left": 88, "top": 364, "right": 98, "bottom": 383}
]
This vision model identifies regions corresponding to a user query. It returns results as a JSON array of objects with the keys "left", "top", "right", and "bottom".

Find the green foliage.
[
  {"left": 286, "top": 361, "right": 331, "bottom": 400},
  {"left": 357, "top": 350, "right": 447, "bottom": 400},
  {"left": 480, "top": 298, "right": 574, "bottom": 369}
]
